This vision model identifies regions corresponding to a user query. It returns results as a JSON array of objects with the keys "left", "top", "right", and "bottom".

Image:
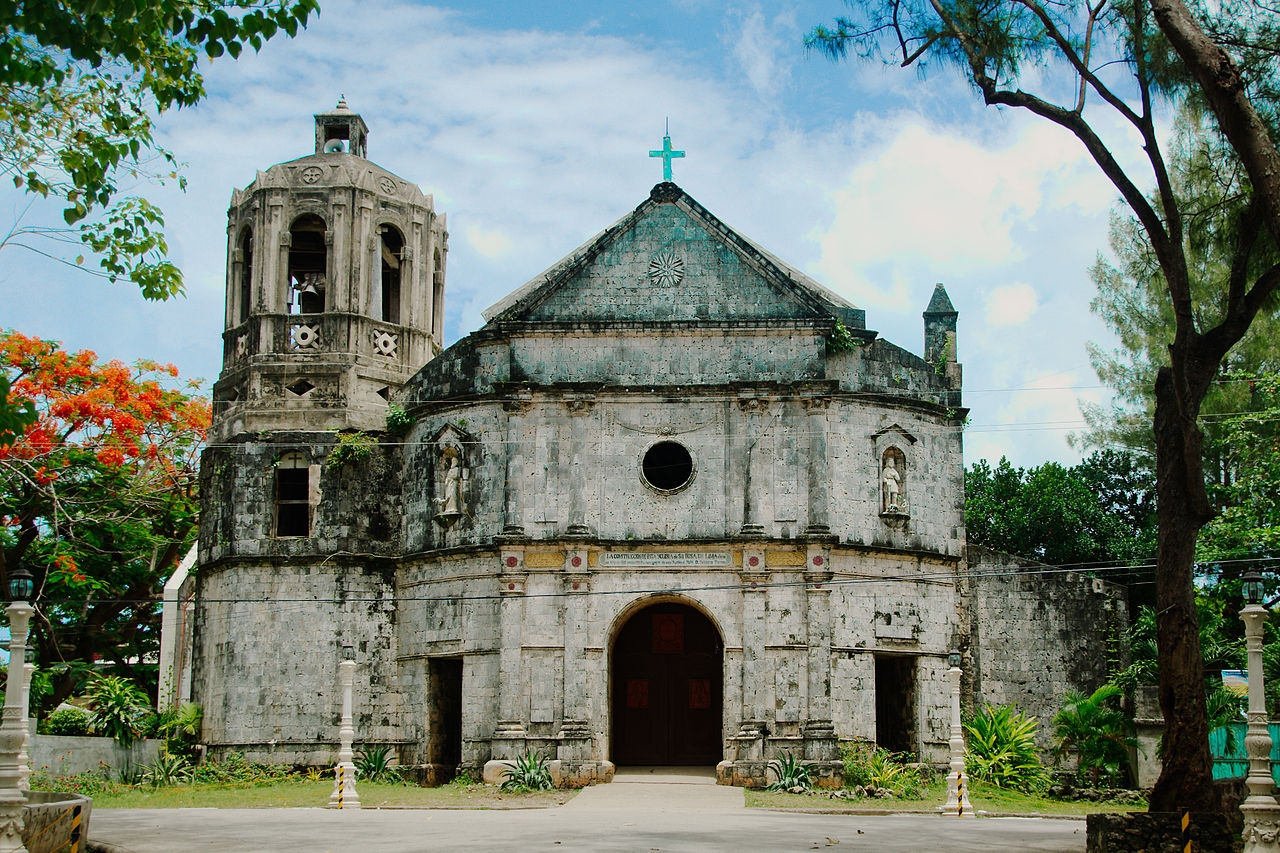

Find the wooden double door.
[{"left": 611, "top": 603, "right": 723, "bottom": 766}]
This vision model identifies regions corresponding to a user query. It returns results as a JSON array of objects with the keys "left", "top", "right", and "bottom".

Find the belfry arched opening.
[{"left": 611, "top": 602, "right": 723, "bottom": 766}]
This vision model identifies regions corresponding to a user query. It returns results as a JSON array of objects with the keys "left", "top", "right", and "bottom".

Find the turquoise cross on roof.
[{"left": 649, "top": 120, "right": 685, "bottom": 182}]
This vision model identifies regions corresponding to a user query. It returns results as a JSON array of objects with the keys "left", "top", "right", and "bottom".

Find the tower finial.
[{"left": 336, "top": 94, "right": 349, "bottom": 110}]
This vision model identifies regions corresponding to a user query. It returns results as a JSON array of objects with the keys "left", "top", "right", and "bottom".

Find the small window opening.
[
  {"left": 642, "top": 441, "right": 694, "bottom": 493},
  {"left": 288, "top": 214, "right": 328, "bottom": 314},
  {"left": 275, "top": 451, "right": 311, "bottom": 537},
  {"left": 432, "top": 249, "right": 445, "bottom": 339},
  {"left": 380, "top": 226, "right": 404, "bottom": 324},
  {"left": 238, "top": 227, "right": 253, "bottom": 323}
]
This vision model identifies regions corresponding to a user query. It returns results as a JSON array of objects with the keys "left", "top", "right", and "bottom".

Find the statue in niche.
[
  {"left": 435, "top": 446, "right": 467, "bottom": 523},
  {"left": 881, "top": 449, "right": 906, "bottom": 514}
]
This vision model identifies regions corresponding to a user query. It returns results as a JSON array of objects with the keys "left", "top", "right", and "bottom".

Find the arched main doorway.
[{"left": 610, "top": 601, "right": 723, "bottom": 766}]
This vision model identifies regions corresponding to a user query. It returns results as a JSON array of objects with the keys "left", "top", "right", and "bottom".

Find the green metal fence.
[{"left": 1209, "top": 722, "right": 1280, "bottom": 784}]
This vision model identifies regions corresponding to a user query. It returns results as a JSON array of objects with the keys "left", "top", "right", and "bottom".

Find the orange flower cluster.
[{"left": 0, "top": 331, "right": 211, "bottom": 473}]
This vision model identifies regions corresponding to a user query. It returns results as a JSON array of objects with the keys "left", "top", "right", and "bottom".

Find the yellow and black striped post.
[
  {"left": 336, "top": 765, "right": 344, "bottom": 810},
  {"left": 957, "top": 775, "right": 966, "bottom": 817},
  {"left": 69, "top": 803, "right": 82, "bottom": 853},
  {"left": 1181, "top": 809, "right": 1191, "bottom": 853}
]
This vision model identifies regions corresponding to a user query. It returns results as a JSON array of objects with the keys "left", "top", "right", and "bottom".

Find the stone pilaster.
[
  {"left": 803, "top": 545, "right": 841, "bottom": 785},
  {"left": 500, "top": 396, "right": 531, "bottom": 537},
  {"left": 737, "top": 397, "right": 768, "bottom": 537},
  {"left": 801, "top": 396, "right": 832, "bottom": 535},
  {"left": 564, "top": 396, "right": 595, "bottom": 536},
  {"left": 484, "top": 549, "right": 527, "bottom": 784},
  {"left": 718, "top": 548, "right": 770, "bottom": 787},
  {"left": 560, "top": 549, "right": 590, "bottom": 751}
]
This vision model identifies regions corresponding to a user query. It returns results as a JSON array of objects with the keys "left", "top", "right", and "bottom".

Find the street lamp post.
[
  {"left": 940, "top": 649, "right": 973, "bottom": 817},
  {"left": 327, "top": 642, "right": 360, "bottom": 810},
  {"left": 0, "top": 567, "right": 35, "bottom": 852},
  {"left": 17, "top": 648, "right": 34, "bottom": 791},
  {"left": 1240, "top": 571, "right": 1280, "bottom": 852}
]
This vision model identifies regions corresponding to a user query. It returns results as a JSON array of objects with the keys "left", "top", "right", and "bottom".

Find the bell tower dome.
[{"left": 211, "top": 100, "right": 448, "bottom": 443}]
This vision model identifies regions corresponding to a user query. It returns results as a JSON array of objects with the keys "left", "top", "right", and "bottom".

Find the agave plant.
[
  {"left": 767, "top": 752, "right": 813, "bottom": 792},
  {"left": 355, "top": 744, "right": 402, "bottom": 783},
  {"left": 141, "top": 752, "right": 194, "bottom": 787},
  {"left": 500, "top": 749, "right": 553, "bottom": 792}
]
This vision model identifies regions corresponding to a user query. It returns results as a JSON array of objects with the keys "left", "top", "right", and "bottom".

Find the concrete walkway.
[
  {"left": 87, "top": 769, "right": 1088, "bottom": 853},
  {"left": 565, "top": 766, "right": 744, "bottom": 811}
]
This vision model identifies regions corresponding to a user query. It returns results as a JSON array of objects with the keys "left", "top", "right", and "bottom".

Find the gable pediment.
[{"left": 484, "top": 184, "right": 862, "bottom": 327}]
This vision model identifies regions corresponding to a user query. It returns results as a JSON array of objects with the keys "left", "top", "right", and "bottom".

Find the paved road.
[{"left": 88, "top": 770, "right": 1088, "bottom": 853}]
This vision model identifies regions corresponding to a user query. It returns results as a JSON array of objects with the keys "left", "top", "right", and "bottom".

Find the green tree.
[
  {"left": 965, "top": 451, "right": 1157, "bottom": 600},
  {"left": 0, "top": 0, "right": 319, "bottom": 297},
  {"left": 0, "top": 331, "right": 210, "bottom": 710},
  {"left": 1075, "top": 107, "right": 1280, "bottom": 486},
  {"left": 809, "top": 0, "right": 1280, "bottom": 811},
  {"left": 0, "top": 0, "right": 318, "bottom": 444},
  {"left": 1197, "top": 372, "right": 1280, "bottom": 565}
]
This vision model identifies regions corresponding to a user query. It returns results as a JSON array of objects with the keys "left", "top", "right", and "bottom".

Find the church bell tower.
[{"left": 210, "top": 99, "right": 448, "bottom": 443}]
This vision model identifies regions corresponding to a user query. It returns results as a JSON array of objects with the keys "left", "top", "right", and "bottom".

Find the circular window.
[{"left": 641, "top": 441, "right": 694, "bottom": 493}]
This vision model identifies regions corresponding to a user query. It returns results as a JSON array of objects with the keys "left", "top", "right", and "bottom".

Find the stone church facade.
[{"left": 186, "top": 104, "right": 1126, "bottom": 787}]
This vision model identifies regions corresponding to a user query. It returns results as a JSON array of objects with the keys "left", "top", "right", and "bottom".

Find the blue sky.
[{"left": 0, "top": 0, "right": 1140, "bottom": 468}]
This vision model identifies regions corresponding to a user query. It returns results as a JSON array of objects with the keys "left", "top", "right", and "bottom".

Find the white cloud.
[
  {"left": 466, "top": 227, "right": 514, "bottom": 259},
  {"left": 731, "top": 8, "right": 789, "bottom": 98},
  {"left": 0, "top": 0, "right": 1129, "bottom": 471},
  {"left": 985, "top": 282, "right": 1038, "bottom": 327},
  {"left": 809, "top": 119, "right": 1111, "bottom": 313}
]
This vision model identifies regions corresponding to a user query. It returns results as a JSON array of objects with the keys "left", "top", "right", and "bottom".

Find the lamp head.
[
  {"left": 948, "top": 649, "right": 962, "bottom": 669},
  {"left": 8, "top": 566, "right": 33, "bottom": 603},
  {"left": 1243, "top": 571, "right": 1265, "bottom": 606},
  {"left": 341, "top": 642, "right": 355, "bottom": 662}
]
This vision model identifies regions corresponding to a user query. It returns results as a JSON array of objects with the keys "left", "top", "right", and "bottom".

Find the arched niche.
[{"left": 880, "top": 446, "right": 907, "bottom": 515}]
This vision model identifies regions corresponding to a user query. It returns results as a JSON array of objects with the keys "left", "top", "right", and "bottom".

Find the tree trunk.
[{"left": 1149, "top": 363, "right": 1220, "bottom": 813}]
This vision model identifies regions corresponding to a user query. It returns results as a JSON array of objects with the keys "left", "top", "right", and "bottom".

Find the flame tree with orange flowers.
[{"left": 0, "top": 331, "right": 210, "bottom": 710}]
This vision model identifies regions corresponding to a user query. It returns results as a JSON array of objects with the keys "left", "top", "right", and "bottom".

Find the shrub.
[
  {"left": 328, "top": 431, "right": 377, "bottom": 466},
  {"left": 189, "top": 752, "right": 294, "bottom": 786},
  {"left": 1053, "top": 684, "right": 1134, "bottom": 787},
  {"left": 30, "top": 766, "right": 120, "bottom": 797},
  {"left": 85, "top": 676, "right": 148, "bottom": 747},
  {"left": 385, "top": 405, "right": 415, "bottom": 434},
  {"left": 42, "top": 706, "right": 92, "bottom": 736},
  {"left": 500, "top": 749, "right": 553, "bottom": 792},
  {"left": 964, "top": 704, "right": 1049, "bottom": 792},
  {"left": 767, "top": 752, "right": 813, "bottom": 792},
  {"left": 153, "top": 702, "right": 203, "bottom": 758},
  {"left": 841, "top": 741, "right": 926, "bottom": 798},
  {"left": 355, "top": 744, "right": 402, "bottom": 783}
]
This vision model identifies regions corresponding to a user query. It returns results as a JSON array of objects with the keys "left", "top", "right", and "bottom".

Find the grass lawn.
[
  {"left": 82, "top": 780, "right": 577, "bottom": 810},
  {"left": 746, "top": 778, "right": 1146, "bottom": 817}
]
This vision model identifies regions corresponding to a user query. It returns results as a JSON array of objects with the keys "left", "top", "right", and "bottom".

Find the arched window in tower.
[
  {"left": 432, "top": 248, "right": 445, "bottom": 339},
  {"left": 288, "top": 214, "right": 328, "bottom": 314},
  {"left": 380, "top": 225, "right": 404, "bottom": 324},
  {"left": 238, "top": 227, "right": 253, "bottom": 324},
  {"left": 275, "top": 451, "right": 312, "bottom": 537}
]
